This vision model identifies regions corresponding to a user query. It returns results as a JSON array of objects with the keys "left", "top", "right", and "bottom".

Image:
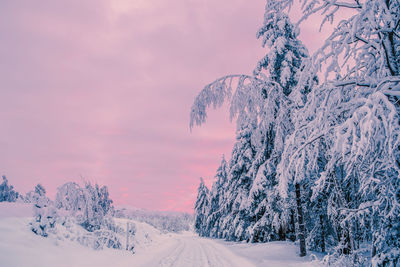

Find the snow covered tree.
[
  {"left": 194, "top": 178, "right": 210, "bottom": 237},
  {"left": 190, "top": 0, "right": 313, "bottom": 249},
  {"left": 190, "top": 0, "right": 400, "bottom": 264},
  {"left": 220, "top": 119, "right": 256, "bottom": 241},
  {"left": 206, "top": 156, "right": 228, "bottom": 238},
  {"left": 0, "top": 176, "right": 19, "bottom": 202},
  {"left": 30, "top": 184, "right": 56, "bottom": 237},
  {"left": 55, "top": 181, "right": 113, "bottom": 232},
  {"left": 246, "top": 1, "right": 315, "bottom": 247},
  {"left": 81, "top": 182, "right": 113, "bottom": 232},
  {"left": 55, "top": 182, "right": 85, "bottom": 213},
  {"left": 277, "top": 0, "right": 400, "bottom": 264}
]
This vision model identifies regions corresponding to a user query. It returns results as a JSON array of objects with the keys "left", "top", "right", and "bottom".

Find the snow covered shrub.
[
  {"left": 30, "top": 184, "right": 57, "bottom": 237},
  {"left": 80, "top": 182, "right": 113, "bottom": 232},
  {"left": 0, "top": 175, "right": 19, "bottom": 202},
  {"left": 125, "top": 222, "right": 136, "bottom": 252},
  {"left": 56, "top": 215, "right": 135, "bottom": 252},
  {"left": 53, "top": 181, "right": 135, "bottom": 252},
  {"left": 93, "top": 229, "right": 122, "bottom": 250},
  {"left": 55, "top": 181, "right": 113, "bottom": 232},
  {"left": 55, "top": 182, "right": 85, "bottom": 213},
  {"left": 76, "top": 221, "right": 123, "bottom": 250}
]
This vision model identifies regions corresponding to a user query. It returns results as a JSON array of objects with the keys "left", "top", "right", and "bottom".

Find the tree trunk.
[
  {"left": 290, "top": 209, "right": 296, "bottom": 242},
  {"left": 295, "top": 183, "right": 307, "bottom": 257},
  {"left": 126, "top": 222, "right": 129, "bottom": 250},
  {"left": 318, "top": 199, "right": 326, "bottom": 253},
  {"left": 320, "top": 214, "right": 326, "bottom": 253}
]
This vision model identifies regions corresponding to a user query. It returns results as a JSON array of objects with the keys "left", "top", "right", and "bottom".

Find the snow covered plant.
[
  {"left": 194, "top": 178, "right": 210, "bottom": 237},
  {"left": 53, "top": 181, "right": 132, "bottom": 251},
  {"left": 192, "top": 0, "right": 312, "bottom": 246},
  {"left": 276, "top": 0, "right": 400, "bottom": 265},
  {"left": 0, "top": 175, "right": 19, "bottom": 202},
  {"left": 192, "top": 0, "right": 399, "bottom": 265},
  {"left": 54, "top": 216, "right": 136, "bottom": 252},
  {"left": 56, "top": 181, "right": 113, "bottom": 232},
  {"left": 30, "top": 184, "right": 57, "bottom": 237},
  {"left": 27, "top": 180, "right": 135, "bottom": 252}
]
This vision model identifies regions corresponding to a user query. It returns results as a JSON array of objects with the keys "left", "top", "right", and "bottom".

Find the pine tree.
[
  {"left": 278, "top": 0, "right": 400, "bottom": 264},
  {"left": 190, "top": 0, "right": 400, "bottom": 264},
  {"left": 246, "top": 2, "right": 313, "bottom": 248},
  {"left": 190, "top": 0, "right": 312, "bottom": 245},
  {"left": 194, "top": 178, "right": 210, "bottom": 237},
  {"left": 221, "top": 119, "right": 256, "bottom": 241},
  {"left": 81, "top": 182, "right": 113, "bottom": 232},
  {"left": 30, "top": 184, "right": 56, "bottom": 237},
  {"left": 0, "top": 176, "right": 19, "bottom": 202},
  {"left": 206, "top": 156, "right": 228, "bottom": 238}
]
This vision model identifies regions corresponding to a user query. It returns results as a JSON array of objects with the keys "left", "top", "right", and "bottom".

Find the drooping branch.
[{"left": 190, "top": 74, "right": 282, "bottom": 130}]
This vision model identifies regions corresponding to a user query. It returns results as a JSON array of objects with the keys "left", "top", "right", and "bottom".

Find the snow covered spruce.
[{"left": 192, "top": 0, "right": 400, "bottom": 266}]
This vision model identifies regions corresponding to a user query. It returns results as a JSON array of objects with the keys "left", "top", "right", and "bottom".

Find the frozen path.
[
  {"left": 135, "top": 233, "right": 321, "bottom": 267},
  {"left": 138, "top": 232, "right": 255, "bottom": 267}
]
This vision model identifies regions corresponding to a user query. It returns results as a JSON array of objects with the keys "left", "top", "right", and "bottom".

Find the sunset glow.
[{"left": 1, "top": 0, "right": 325, "bottom": 212}]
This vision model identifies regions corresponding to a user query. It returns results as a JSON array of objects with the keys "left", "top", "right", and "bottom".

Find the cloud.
[
  {"left": 0, "top": 0, "right": 269, "bottom": 212},
  {"left": 0, "top": 0, "right": 333, "bottom": 212}
]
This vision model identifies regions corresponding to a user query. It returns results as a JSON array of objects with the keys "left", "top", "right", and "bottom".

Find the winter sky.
[{"left": 1, "top": 0, "right": 327, "bottom": 212}]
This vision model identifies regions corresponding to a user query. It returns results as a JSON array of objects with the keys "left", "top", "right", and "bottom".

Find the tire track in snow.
[{"left": 143, "top": 233, "right": 255, "bottom": 267}]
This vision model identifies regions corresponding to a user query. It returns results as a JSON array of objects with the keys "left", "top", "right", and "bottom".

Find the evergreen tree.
[
  {"left": 206, "top": 156, "right": 228, "bottom": 238},
  {"left": 190, "top": 0, "right": 313, "bottom": 247},
  {"left": 277, "top": 0, "right": 400, "bottom": 264},
  {"left": 246, "top": 2, "right": 313, "bottom": 247},
  {"left": 81, "top": 182, "right": 113, "bottom": 232},
  {"left": 194, "top": 178, "right": 210, "bottom": 237},
  {"left": 0, "top": 176, "right": 19, "bottom": 202},
  {"left": 190, "top": 0, "right": 400, "bottom": 264},
  {"left": 30, "top": 184, "right": 56, "bottom": 237},
  {"left": 220, "top": 119, "right": 255, "bottom": 241}
]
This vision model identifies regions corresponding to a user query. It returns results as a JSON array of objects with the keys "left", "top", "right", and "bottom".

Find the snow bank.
[
  {"left": 217, "top": 240, "right": 323, "bottom": 267},
  {"left": 0, "top": 202, "right": 33, "bottom": 218},
  {"left": 0, "top": 202, "right": 168, "bottom": 267},
  {"left": 0, "top": 202, "right": 324, "bottom": 267}
]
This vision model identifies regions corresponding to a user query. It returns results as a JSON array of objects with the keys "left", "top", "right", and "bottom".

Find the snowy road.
[
  {"left": 0, "top": 206, "right": 320, "bottom": 267},
  {"left": 138, "top": 233, "right": 255, "bottom": 267}
]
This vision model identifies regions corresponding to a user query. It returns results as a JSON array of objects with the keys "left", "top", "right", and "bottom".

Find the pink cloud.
[{"left": 0, "top": 0, "right": 332, "bottom": 212}]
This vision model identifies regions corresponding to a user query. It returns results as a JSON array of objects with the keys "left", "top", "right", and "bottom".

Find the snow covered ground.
[{"left": 0, "top": 203, "right": 322, "bottom": 267}]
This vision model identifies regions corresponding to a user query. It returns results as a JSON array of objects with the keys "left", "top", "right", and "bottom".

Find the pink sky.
[{"left": 0, "top": 0, "right": 327, "bottom": 212}]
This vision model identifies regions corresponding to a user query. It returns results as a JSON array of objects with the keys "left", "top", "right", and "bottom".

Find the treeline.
[
  {"left": 192, "top": 0, "right": 400, "bottom": 266},
  {"left": 114, "top": 208, "right": 193, "bottom": 233}
]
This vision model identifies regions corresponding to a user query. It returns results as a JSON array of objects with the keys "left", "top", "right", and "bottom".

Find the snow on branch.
[{"left": 189, "top": 74, "right": 281, "bottom": 131}]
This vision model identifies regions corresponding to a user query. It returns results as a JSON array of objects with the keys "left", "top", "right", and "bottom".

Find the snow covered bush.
[
  {"left": 55, "top": 215, "right": 136, "bottom": 252},
  {"left": 30, "top": 184, "right": 57, "bottom": 237},
  {"left": 52, "top": 181, "right": 132, "bottom": 251},
  {"left": 27, "top": 180, "right": 135, "bottom": 253},
  {"left": 0, "top": 176, "right": 19, "bottom": 202},
  {"left": 75, "top": 219, "right": 123, "bottom": 250},
  {"left": 55, "top": 181, "right": 113, "bottom": 232}
]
